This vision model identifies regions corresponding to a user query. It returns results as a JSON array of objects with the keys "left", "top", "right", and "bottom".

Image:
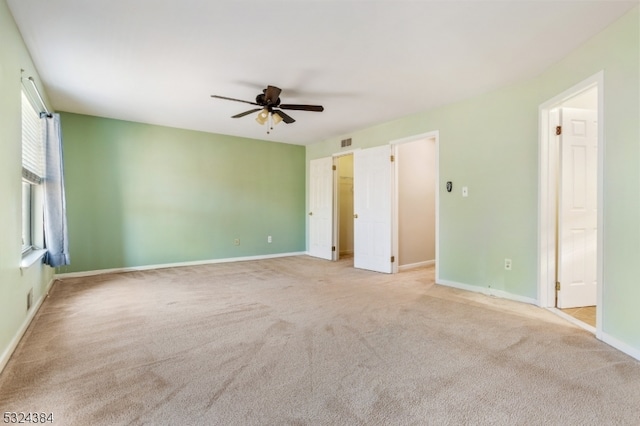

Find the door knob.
[
  {"left": 354, "top": 214, "right": 358, "bottom": 219},
  {"left": 309, "top": 212, "right": 313, "bottom": 216}
]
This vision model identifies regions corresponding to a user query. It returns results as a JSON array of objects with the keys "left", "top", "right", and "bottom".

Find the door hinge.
[
  {"left": 556, "top": 125, "right": 562, "bottom": 135},
  {"left": 391, "top": 256, "right": 395, "bottom": 263},
  {"left": 332, "top": 165, "right": 336, "bottom": 171},
  {"left": 390, "top": 155, "right": 395, "bottom": 162},
  {"left": 332, "top": 246, "right": 336, "bottom": 252},
  {"left": 556, "top": 281, "right": 561, "bottom": 291}
]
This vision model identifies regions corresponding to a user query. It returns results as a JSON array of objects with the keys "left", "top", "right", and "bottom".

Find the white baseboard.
[
  {"left": 437, "top": 279, "right": 539, "bottom": 306},
  {"left": 55, "top": 252, "right": 307, "bottom": 279},
  {"left": 546, "top": 307, "right": 597, "bottom": 334},
  {"left": 399, "top": 259, "right": 435, "bottom": 271},
  {"left": 601, "top": 331, "right": 640, "bottom": 361},
  {"left": 0, "top": 277, "right": 56, "bottom": 374},
  {"left": 439, "top": 283, "right": 640, "bottom": 362}
]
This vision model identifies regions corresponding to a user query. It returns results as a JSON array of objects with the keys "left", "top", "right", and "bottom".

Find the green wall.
[
  {"left": 0, "top": 0, "right": 55, "bottom": 370},
  {"left": 307, "top": 7, "right": 639, "bottom": 352},
  {"left": 59, "top": 113, "right": 306, "bottom": 273}
]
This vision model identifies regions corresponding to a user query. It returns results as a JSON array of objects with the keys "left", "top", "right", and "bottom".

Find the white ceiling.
[{"left": 7, "top": 0, "right": 637, "bottom": 145}]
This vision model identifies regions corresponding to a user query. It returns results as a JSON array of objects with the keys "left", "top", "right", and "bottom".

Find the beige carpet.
[{"left": 1, "top": 255, "right": 639, "bottom": 425}]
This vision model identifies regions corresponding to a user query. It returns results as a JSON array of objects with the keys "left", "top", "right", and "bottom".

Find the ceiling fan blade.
[
  {"left": 273, "top": 109, "right": 295, "bottom": 124},
  {"left": 211, "top": 95, "right": 259, "bottom": 106},
  {"left": 231, "top": 108, "right": 262, "bottom": 118},
  {"left": 279, "top": 104, "right": 324, "bottom": 112},
  {"left": 264, "top": 86, "right": 282, "bottom": 104}
]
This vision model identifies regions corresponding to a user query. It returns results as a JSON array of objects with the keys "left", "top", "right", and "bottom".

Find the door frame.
[
  {"left": 537, "top": 71, "right": 604, "bottom": 337},
  {"left": 390, "top": 131, "right": 440, "bottom": 277}
]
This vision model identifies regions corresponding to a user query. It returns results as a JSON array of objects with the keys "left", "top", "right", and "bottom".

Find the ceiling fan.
[{"left": 211, "top": 85, "right": 324, "bottom": 133}]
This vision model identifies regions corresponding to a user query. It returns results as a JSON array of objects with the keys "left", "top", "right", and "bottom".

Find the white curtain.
[{"left": 43, "top": 113, "right": 70, "bottom": 267}]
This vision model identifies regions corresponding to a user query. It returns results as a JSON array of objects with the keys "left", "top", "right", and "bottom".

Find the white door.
[
  {"left": 353, "top": 145, "right": 393, "bottom": 273},
  {"left": 557, "top": 107, "right": 598, "bottom": 308},
  {"left": 308, "top": 157, "right": 334, "bottom": 260}
]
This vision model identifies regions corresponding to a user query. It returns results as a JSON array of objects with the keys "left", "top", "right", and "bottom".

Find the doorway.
[
  {"left": 393, "top": 136, "right": 437, "bottom": 273},
  {"left": 334, "top": 154, "right": 354, "bottom": 261},
  {"left": 309, "top": 132, "right": 439, "bottom": 275},
  {"left": 310, "top": 147, "right": 393, "bottom": 272},
  {"left": 538, "top": 72, "right": 603, "bottom": 335}
]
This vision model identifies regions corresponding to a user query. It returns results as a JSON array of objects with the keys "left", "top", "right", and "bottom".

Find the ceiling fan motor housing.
[{"left": 256, "top": 93, "right": 280, "bottom": 107}]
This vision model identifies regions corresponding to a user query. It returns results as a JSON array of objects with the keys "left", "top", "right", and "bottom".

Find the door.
[
  {"left": 353, "top": 145, "right": 393, "bottom": 273},
  {"left": 557, "top": 107, "right": 598, "bottom": 308},
  {"left": 308, "top": 157, "right": 333, "bottom": 260}
]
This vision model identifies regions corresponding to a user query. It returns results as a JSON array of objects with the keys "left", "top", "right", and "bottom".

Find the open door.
[
  {"left": 557, "top": 107, "right": 598, "bottom": 308},
  {"left": 353, "top": 145, "right": 393, "bottom": 273},
  {"left": 308, "top": 157, "right": 333, "bottom": 260}
]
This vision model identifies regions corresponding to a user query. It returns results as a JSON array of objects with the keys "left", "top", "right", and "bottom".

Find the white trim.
[
  {"left": 438, "top": 279, "right": 538, "bottom": 306},
  {"left": 545, "top": 310, "right": 640, "bottom": 362},
  {"left": 434, "top": 134, "right": 439, "bottom": 283},
  {"left": 332, "top": 156, "right": 340, "bottom": 261},
  {"left": 0, "top": 277, "right": 56, "bottom": 374},
  {"left": 20, "top": 248, "right": 47, "bottom": 269},
  {"left": 595, "top": 73, "right": 605, "bottom": 338},
  {"left": 331, "top": 150, "right": 360, "bottom": 261},
  {"left": 398, "top": 259, "right": 435, "bottom": 271},
  {"left": 389, "top": 131, "right": 440, "bottom": 146},
  {"left": 537, "top": 71, "right": 604, "bottom": 338},
  {"left": 546, "top": 307, "right": 596, "bottom": 334},
  {"left": 601, "top": 332, "right": 640, "bottom": 362},
  {"left": 389, "top": 131, "right": 440, "bottom": 277},
  {"left": 55, "top": 252, "right": 306, "bottom": 279},
  {"left": 332, "top": 148, "right": 360, "bottom": 157}
]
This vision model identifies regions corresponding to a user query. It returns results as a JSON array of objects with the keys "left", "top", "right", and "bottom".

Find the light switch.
[{"left": 462, "top": 186, "right": 468, "bottom": 197}]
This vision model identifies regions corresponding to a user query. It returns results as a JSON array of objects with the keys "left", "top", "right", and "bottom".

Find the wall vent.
[
  {"left": 27, "top": 288, "right": 33, "bottom": 311},
  {"left": 341, "top": 138, "right": 352, "bottom": 148}
]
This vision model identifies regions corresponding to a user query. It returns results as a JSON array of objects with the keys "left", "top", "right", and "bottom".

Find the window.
[{"left": 21, "top": 90, "right": 44, "bottom": 254}]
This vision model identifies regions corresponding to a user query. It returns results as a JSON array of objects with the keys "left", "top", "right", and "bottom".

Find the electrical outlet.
[
  {"left": 267, "top": 235, "right": 272, "bottom": 243},
  {"left": 234, "top": 238, "right": 240, "bottom": 246},
  {"left": 504, "top": 258, "right": 512, "bottom": 271}
]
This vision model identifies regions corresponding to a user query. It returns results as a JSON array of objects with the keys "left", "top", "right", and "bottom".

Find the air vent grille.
[
  {"left": 341, "top": 138, "right": 352, "bottom": 148},
  {"left": 27, "top": 288, "right": 33, "bottom": 311}
]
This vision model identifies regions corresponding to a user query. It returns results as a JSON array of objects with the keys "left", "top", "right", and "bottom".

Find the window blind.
[{"left": 21, "top": 91, "right": 44, "bottom": 183}]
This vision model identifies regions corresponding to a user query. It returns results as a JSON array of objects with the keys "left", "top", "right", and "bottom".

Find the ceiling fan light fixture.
[
  {"left": 272, "top": 112, "right": 283, "bottom": 126},
  {"left": 255, "top": 108, "right": 268, "bottom": 125}
]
